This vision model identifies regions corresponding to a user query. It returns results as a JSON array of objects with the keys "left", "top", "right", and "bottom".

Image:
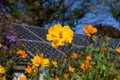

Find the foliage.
[
  {"left": 0, "top": 3, "right": 27, "bottom": 80},
  {"left": 93, "top": 24, "right": 120, "bottom": 39},
  {"left": 23, "top": 24, "right": 120, "bottom": 80},
  {"left": 110, "top": 0, "right": 120, "bottom": 22},
  {"left": 0, "top": 0, "right": 91, "bottom": 27}
]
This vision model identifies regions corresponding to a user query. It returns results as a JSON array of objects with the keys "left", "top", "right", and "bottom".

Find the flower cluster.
[
  {"left": 23, "top": 54, "right": 50, "bottom": 79},
  {"left": 81, "top": 56, "right": 92, "bottom": 72}
]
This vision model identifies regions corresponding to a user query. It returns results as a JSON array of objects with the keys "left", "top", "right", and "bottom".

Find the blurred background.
[{"left": 0, "top": 0, "right": 120, "bottom": 38}]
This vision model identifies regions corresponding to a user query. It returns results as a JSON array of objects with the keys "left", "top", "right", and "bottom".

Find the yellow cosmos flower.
[
  {"left": 0, "top": 76, "right": 6, "bottom": 80},
  {"left": 42, "top": 58, "right": 50, "bottom": 67},
  {"left": 46, "top": 24, "right": 74, "bottom": 48},
  {"left": 113, "top": 78, "right": 117, "bottom": 80},
  {"left": 83, "top": 25, "right": 97, "bottom": 38},
  {"left": 0, "top": 65, "right": 5, "bottom": 74},
  {"left": 64, "top": 74, "right": 69, "bottom": 80},
  {"left": 71, "top": 52, "right": 78, "bottom": 59},
  {"left": 31, "top": 54, "right": 43, "bottom": 67},
  {"left": 17, "top": 50, "right": 28, "bottom": 58},
  {"left": 0, "top": 44, "right": 2, "bottom": 48},
  {"left": 116, "top": 47, "right": 120, "bottom": 53},
  {"left": 52, "top": 60, "right": 58, "bottom": 67},
  {"left": 68, "top": 66, "right": 75, "bottom": 73}
]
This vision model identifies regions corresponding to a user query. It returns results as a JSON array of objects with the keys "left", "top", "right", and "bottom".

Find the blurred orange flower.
[
  {"left": 81, "top": 60, "right": 92, "bottom": 72},
  {"left": 54, "top": 77, "right": 60, "bottom": 80},
  {"left": 83, "top": 25, "right": 97, "bottom": 38},
  {"left": 17, "top": 50, "right": 27, "bottom": 58},
  {"left": 116, "top": 47, "right": 120, "bottom": 53},
  {"left": 68, "top": 66, "right": 75, "bottom": 73},
  {"left": 103, "top": 47, "right": 108, "bottom": 52},
  {"left": 19, "top": 76, "right": 27, "bottom": 80},
  {"left": 24, "top": 65, "right": 35, "bottom": 74},
  {"left": 71, "top": 52, "right": 78, "bottom": 59},
  {"left": 86, "top": 55, "right": 92, "bottom": 61}
]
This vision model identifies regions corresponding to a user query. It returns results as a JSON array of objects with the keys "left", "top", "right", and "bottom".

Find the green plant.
[{"left": 24, "top": 24, "right": 120, "bottom": 80}]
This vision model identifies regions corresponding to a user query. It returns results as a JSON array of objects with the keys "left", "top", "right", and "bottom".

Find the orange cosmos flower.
[
  {"left": 54, "top": 77, "right": 60, "bottom": 80},
  {"left": 52, "top": 60, "right": 58, "bottom": 67},
  {"left": 83, "top": 25, "right": 97, "bottom": 38},
  {"left": 71, "top": 52, "right": 78, "bottom": 59},
  {"left": 31, "top": 54, "right": 44, "bottom": 67},
  {"left": 17, "top": 50, "right": 27, "bottom": 58},
  {"left": 19, "top": 76, "right": 27, "bottom": 80},
  {"left": 86, "top": 55, "right": 92, "bottom": 61},
  {"left": 116, "top": 47, "right": 120, "bottom": 53},
  {"left": 24, "top": 65, "right": 35, "bottom": 74},
  {"left": 68, "top": 66, "right": 75, "bottom": 73}
]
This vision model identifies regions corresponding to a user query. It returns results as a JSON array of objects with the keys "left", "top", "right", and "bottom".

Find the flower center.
[{"left": 59, "top": 31, "right": 63, "bottom": 38}]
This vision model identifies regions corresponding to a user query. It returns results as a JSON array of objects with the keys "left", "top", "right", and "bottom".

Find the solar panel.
[
  {"left": 109, "top": 39, "right": 120, "bottom": 48},
  {"left": 13, "top": 25, "right": 41, "bottom": 41},
  {"left": 22, "top": 24, "right": 89, "bottom": 47},
  {"left": 25, "top": 25, "right": 48, "bottom": 41},
  {"left": 73, "top": 34, "right": 88, "bottom": 46},
  {"left": 91, "top": 38, "right": 120, "bottom": 48},
  {"left": 22, "top": 41, "right": 64, "bottom": 60},
  {"left": 17, "top": 56, "right": 31, "bottom": 65}
]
